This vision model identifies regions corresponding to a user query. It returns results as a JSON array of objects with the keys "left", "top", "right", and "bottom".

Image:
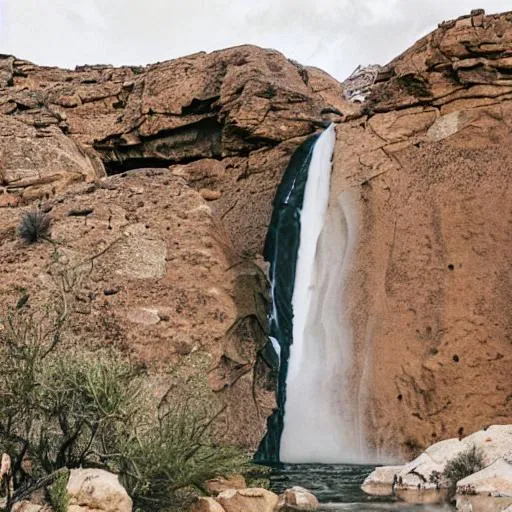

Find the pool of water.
[{"left": 269, "top": 464, "right": 454, "bottom": 511}]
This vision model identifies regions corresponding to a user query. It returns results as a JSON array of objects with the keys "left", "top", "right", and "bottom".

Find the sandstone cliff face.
[
  {"left": 0, "top": 45, "right": 342, "bottom": 449},
  {"left": 1, "top": 11, "right": 511, "bottom": 457},
  {"left": 0, "top": 46, "right": 344, "bottom": 253},
  {"left": 333, "top": 9, "right": 512, "bottom": 458}
]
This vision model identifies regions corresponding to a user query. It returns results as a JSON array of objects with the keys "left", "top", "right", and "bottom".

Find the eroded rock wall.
[
  {"left": 333, "top": 9, "right": 512, "bottom": 459},
  {"left": 0, "top": 45, "right": 345, "bottom": 254},
  {"left": 0, "top": 45, "right": 343, "bottom": 449}
]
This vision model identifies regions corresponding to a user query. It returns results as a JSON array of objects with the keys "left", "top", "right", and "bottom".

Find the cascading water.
[{"left": 256, "top": 124, "right": 364, "bottom": 464}]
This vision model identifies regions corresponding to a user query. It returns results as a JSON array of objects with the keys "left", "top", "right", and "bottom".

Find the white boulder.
[
  {"left": 361, "top": 465, "right": 404, "bottom": 495},
  {"left": 278, "top": 486, "right": 319, "bottom": 511},
  {"left": 362, "top": 425, "right": 512, "bottom": 505},
  {"left": 455, "top": 458, "right": 512, "bottom": 512},
  {"left": 462, "top": 425, "right": 512, "bottom": 466},
  {"left": 67, "top": 468, "right": 132, "bottom": 512}
]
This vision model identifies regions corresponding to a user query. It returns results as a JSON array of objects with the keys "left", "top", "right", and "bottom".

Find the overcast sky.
[{"left": 0, "top": 1, "right": 511, "bottom": 81}]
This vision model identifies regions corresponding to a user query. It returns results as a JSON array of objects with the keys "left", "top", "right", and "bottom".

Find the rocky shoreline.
[{"left": 362, "top": 425, "right": 512, "bottom": 511}]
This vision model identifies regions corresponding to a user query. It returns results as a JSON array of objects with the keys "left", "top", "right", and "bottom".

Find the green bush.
[
  {"left": 443, "top": 445, "right": 484, "bottom": 487},
  {"left": 48, "top": 470, "right": 70, "bottom": 512},
  {"left": 118, "top": 401, "right": 252, "bottom": 511},
  {"left": 0, "top": 296, "right": 258, "bottom": 511},
  {"left": 17, "top": 210, "right": 51, "bottom": 244}
]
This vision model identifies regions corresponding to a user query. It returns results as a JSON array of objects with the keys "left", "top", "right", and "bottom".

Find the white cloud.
[{"left": 1, "top": 0, "right": 511, "bottom": 80}]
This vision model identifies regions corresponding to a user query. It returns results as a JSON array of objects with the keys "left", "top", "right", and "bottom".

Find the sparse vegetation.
[
  {"left": 118, "top": 400, "right": 252, "bottom": 511},
  {"left": 0, "top": 291, "right": 259, "bottom": 511},
  {"left": 443, "top": 445, "right": 484, "bottom": 488},
  {"left": 17, "top": 210, "right": 51, "bottom": 244},
  {"left": 48, "top": 470, "right": 70, "bottom": 512},
  {"left": 428, "top": 470, "right": 443, "bottom": 485}
]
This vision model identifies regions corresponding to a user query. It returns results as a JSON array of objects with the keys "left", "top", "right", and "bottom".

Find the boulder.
[
  {"left": 206, "top": 475, "right": 247, "bottom": 496},
  {"left": 277, "top": 486, "right": 319, "bottom": 511},
  {"left": 364, "top": 426, "right": 512, "bottom": 506},
  {"left": 216, "top": 488, "right": 279, "bottom": 512},
  {"left": 361, "top": 465, "right": 404, "bottom": 496},
  {"left": 0, "top": 115, "right": 102, "bottom": 204},
  {"left": 362, "top": 452, "right": 451, "bottom": 504},
  {"left": 66, "top": 468, "right": 132, "bottom": 512},
  {"left": 362, "top": 442, "right": 458, "bottom": 500},
  {"left": 192, "top": 497, "right": 226, "bottom": 512},
  {"left": 11, "top": 502, "right": 44, "bottom": 512},
  {"left": 456, "top": 459, "right": 512, "bottom": 512},
  {"left": 462, "top": 426, "right": 512, "bottom": 466}
]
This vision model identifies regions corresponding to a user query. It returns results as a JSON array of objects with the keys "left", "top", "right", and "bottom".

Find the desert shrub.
[
  {"left": 47, "top": 470, "right": 70, "bottom": 512},
  {"left": 429, "top": 470, "right": 443, "bottom": 484},
  {"left": 34, "top": 351, "right": 142, "bottom": 473},
  {"left": 17, "top": 210, "right": 51, "bottom": 244},
  {"left": 0, "top": 296, "right": 258, "bottom": 511},
  {"left": 443, "top": 445, "right": 484, "bottom": 487},
  {"left": 118, "top": 400, "right": 252, "bottom": 511}
]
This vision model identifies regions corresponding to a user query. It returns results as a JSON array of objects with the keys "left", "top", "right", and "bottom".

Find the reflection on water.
[{"left": 270, "top": 464, "right": 454, "bottom": 512}]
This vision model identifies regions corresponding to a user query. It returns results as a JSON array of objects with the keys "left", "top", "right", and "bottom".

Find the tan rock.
[
  {"left": 171, "top": 159, "right": 225, "bottom": 185},
  {"left": 192, "top": 497, "right": 226, "bottom": 512},
  {"left": 0, "top": 453, "right": 11, "bottom": 478},
  {"left": 200, "top": 189, "right": 222, "bottom": 201},
  {"left": 278, "top": 487, "right": 319, "bottom": 511},
  {"left": 206, "top": 474, "right": 247, "bottom": 496},
  {"left": 0, "top": 193, "right": 20, "bottom": 208},
  {"left": 0, "top": 115, "right": 102, "bottom": 201},
  {"left": 11, "top": 502, "right": 44, "bottom": 512},
  {"left": 456, "top": 459, "right": 512, "bottom": 512},
  {"left": 337, "top": 55, "right": 512, "bottom": 455},
  {"left": 67, "top": 468, "right": 132, "bottom": 512},
  {"left": 217, "top": 488, "right": 279, "bottom": 512},
  {"left": 127, "top": 307, "right": 161, "bottom": 325},
  {"left": 0, "top": 170, "right": 272, "bottom": 449}
]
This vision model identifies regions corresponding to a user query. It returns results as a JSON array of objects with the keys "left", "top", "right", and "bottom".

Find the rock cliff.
[
  {"left": 0, "top": 45, "right": 342, "bottom": 449},
  {"left": 1, "top": 10, "right": 511, "bottom": 456},
  {"left": 334, "top": 8, "right": 512, "bottom": 458}
]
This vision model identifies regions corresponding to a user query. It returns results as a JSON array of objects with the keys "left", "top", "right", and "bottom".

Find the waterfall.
[
  {"left": 281, "top": 123, "right": 362, "bottom": 463},
  {"left": 256, "top": 124, "right": 365, "bottom": 464}
]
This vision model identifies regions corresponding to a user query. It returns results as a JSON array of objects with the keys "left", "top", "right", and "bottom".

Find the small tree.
[{"left": 443, "top": 445, "right": 484, "bottom": 488}]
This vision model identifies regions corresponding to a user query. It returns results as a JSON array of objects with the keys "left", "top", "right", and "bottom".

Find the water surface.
[{"left": 270, "top": 464, "right": 454, "bottom": 511}]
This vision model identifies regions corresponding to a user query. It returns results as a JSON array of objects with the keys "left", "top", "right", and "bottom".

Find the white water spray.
[{"left": 280, "top": 124, "right": 363, "bottom": 463}]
